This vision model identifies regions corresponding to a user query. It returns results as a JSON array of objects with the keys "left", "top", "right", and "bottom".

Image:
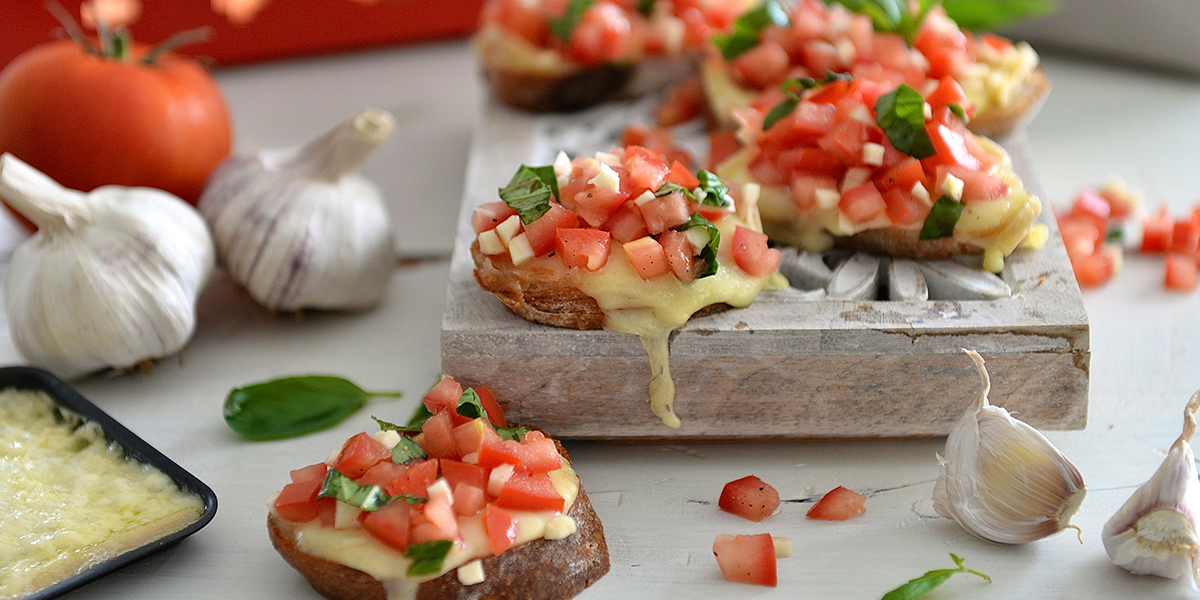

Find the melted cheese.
[
  {"left": 0, "top": 389, "right": 204, "bottom": 600},
  {"left": 286, "top": 458, "right": 581, "bottom": 600},
  {"left": 474, "top": 24, "right": 577, "bottom": 76},
  {"left": 958, "top": 42, "right": 1040, "bottom": 117},
  {"left": 717, "top": 140, "right": 1046, "bottom": 274}
]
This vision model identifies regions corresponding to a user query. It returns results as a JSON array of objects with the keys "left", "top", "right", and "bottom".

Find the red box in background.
[{"left": 2, "top": 0, "right": 485, "bottom": 69}]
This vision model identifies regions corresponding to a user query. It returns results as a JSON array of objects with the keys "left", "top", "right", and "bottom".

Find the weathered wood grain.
[{"left": 441, "top": 100, "right": 1089, "bottom": 441}]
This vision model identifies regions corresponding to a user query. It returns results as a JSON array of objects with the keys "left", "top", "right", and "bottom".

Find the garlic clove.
[
  {"left": 1102, "top": 390, "right": 1200, "bottom": 588},
  {"left": 932, "top": 349, "right": 1087, "bottom": 544}
]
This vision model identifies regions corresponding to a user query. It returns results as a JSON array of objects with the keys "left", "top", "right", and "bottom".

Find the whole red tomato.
[{"left": 0, "top": 39, "right": 232, "bottom": 206}]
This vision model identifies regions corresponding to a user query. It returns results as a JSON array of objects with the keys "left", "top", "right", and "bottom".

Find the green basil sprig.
[
  {"left": 548, "top": 0, "right": 594, "bottom": 42},
  {"left": 499, "top": 165, "right": 560, "bottom": 225},
  {"left": 391, "top": 436, "right": 427, "bottom": 463},
  {"left": 940, "top": 0, "right": 1055, "bottom": 31},
  {"left": 675, "top": 213, "right": 721, "bottom": 279},
  {"left": 827, "top": 0, "right": 938, "bottom": 45},
  {"left": 713, "top": 1, "right": 789, "bottom": 60},
  {"left": 762, "top": 72, "right": 854, "bottom": 131},
  {"left": 223, "top": 376, "right": 401, "bottom": 441},
  {"left": 695, "top": 170, "right": 732, "bottom": 208},
  {"left": 405, "top": 539, "right": 455, "bottom": 576},
  {"left": 875, "top": 84, "right": 935, "bottom": 158},
  {"left": 654, "top": 181, "right": 695, "bottom": 202},
  {"left": 318, "top": 469, "right": 393, "bottom": 512},
  {"left": 880, "top": 553, "right": 990, "bottom": 600},
  {"left": 919, "top": 195, "right": 964, "bottom": 240}
]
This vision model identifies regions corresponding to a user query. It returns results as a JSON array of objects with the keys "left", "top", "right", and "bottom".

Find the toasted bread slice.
[
  {"left": 269, "top": 439, "right": 610, "bottom": 600},
  {"left": 963, "top": 67, "right": 1051, "bottom": 139}
]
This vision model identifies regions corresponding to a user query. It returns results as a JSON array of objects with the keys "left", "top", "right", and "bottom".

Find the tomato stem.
[
  {"left": 45, "top": 1, "right": 99, "bottom": 56},
  {"left": 44, "top": 1, "right": 210, "bottom": 65},
  {"left": 142, "top": 27, "right": 212, "bottom": 65}
]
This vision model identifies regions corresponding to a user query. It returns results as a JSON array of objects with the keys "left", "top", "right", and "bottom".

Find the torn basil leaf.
[
  {"left": 655, "top": 181, "right": 695, "bottom": 202},
  {"left": 948, "top": 102, "right": 968, "bottom": 123},
  {"left": 496, "top": 424, "right": 532, "bottom": 442},
  {"left": 880, "top": 553, "right": 991, "bottom": 600},
  {"left": 373, "top": 415, "right": 421, "bottom": 435},
  {"left": 675, "top": 213, "right": 721, "bottom": 279},
  {"left": 399, "top": 494, "right": 427, "bottom": 505},
  {"left": 391, "top": 436, "right": 427, "bottom": 463},
  {"left": 762, "top": 72, "right": 854, "bottom": 130},
  {"left": 876, "top": 84, "right": 935, "bottom": 158},
  {"left": 827, "top": 0, "right": 939, "bottom": 45},
  {"left": 762, "top": 98, "right": 798, "bottom": 132},
  {"left": 695, "top": 170, "right": 731, "bottom": 208},
  {"left": 318, "top": 469, "right": 392, "bottom": 512},
  {"left": 712, "top": 1, "right": 789, "bottom": 59},
  {"left": 456, "top": 388, "right": 486, "bottom": 420},
  {"left": 919, "top": 195, "right": 964, "bottom": 240},
  {"left": 223, "top": 376, "right": 401, "bottom": 441},
  {"left": 940, "top": 0, "right": 1055, "bottom": 32},
  {"left": 405, "top": 402, "right": 434, "bottom": 429},
  {"left": 499, "top": 165, "right": 559, "bottom": 224},
  {"left": 405, "top": 539, "right": 455, "bottom": 576},
  {"left": 548, "top": 0, "right": 595, "bottom": 43}
]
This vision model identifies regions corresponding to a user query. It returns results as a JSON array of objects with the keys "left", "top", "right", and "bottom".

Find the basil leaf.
[
  {"left": 948, "top": 102, "right": 968, "bottom": 123},
  {"left": 456, "top": 388, "right": 486, "bottom": 420},
  {"left": 880, "top": 553, "right": 990, "bottom": 600},
  {"left": 919, "top": 195, "right": 964, "bottom": 240},
  {"left": 637, "top": 0, "right": 655, "bottom": 16},
  {"left": 405, "top": 402, "right": 434, "bottom": 429},
  {"left": 318, "top": 469, "right": 392, "bottom": 512},
  {"left": 762, "top": 98, "right": 797, "bottom": 132},
  {"left": 496, "top": 424, "right": 532, "bottom": 441},
  {"left": 655, "top": 181, "right": 695, "bottom": 202},
  {"left": 373, "top": 415, "right": 421, "bottom": 435},
  {"left": 675, "top": 213, "right": 721, "bottom": 279},
  {"left": 400, "top": 494, "right": 427, "bottom": 505},
  {"left": 499, "top": 165, "right": 558, "bottom": 225},
  {"left": 713, "top": 1, "right": 789, "bottom": 59},
  {"left": 763, "top": 72, "right": 853, "bottom": 130},
  {"left": 941, "top": 0, "right": 1055, "bottom": 31},
  {"left": 405, "top": 539, "right": 454, "bottom": 576},
  {"left": 695, "top": 170, "right": 731, "bottom": 208},
  {"left": 875, "top": 84, "right": 935, "bottom": 158},
  {"left": 825, "top": 0, "right": 938, "bottom": 44},
  {"left": 223, "top": 376, "right": 401, "bottom": 441},
  {"left": 391, "top": 436, "right": 427, "bottom": 463},
  {"left": 548, "top": 0, "right": 594, "bottom": 43}
]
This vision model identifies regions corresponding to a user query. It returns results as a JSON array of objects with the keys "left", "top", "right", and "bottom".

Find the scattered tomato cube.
[
  {"left": 1165, "top": 253, "right": 1199, "bottom": 292},
  {"left": 718, "top": 475, "right": 780, "bottom": 522},
  {"left": 1142, "top": 206, "right": 1174, "bottom": 253},
  {"left": 713, "top": 533, "right": 777, "bottom": 587},
  {"left": 806, "top": 486, "right": 866, "bottom": 521}
]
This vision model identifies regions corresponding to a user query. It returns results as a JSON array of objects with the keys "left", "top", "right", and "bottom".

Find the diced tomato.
[
  {"left": 573, "top": 185, "right": 629, "bottom": 227},
  {"left": 935, "top": 165, "right": 1008, "bottom": 203},
  {"left": 333, "top": 432, "right": 392, "bottom": 479},
  {"left": 383, "top": 458, "right": 439, "bottom": 497},
  {"left": 487, "top": 0, "right": 550, "bottom": 46},
  {"left": 925, "top": 76, "right": 970, "bottom": 116},
  {"left": 602, "top": 202, "right": 650, "bottom": 244},
  {"left": 423, "top": 376, "right": 463, "bottom": 415},
  {"left": 496, "top": 472, "right": 565, "bottom": 512},
  {"left": 419, "top": 410, "right": 461, "bottom": 460},
  {"left": 839, "top": 183, "right": 887, "bottom": 224},
  {"left": 478, "top": 437, "right": 524, "bottom": 470},
  {"left": 317, "top": 497, "right": 337, "bottom": 527},
  {"left": 923, "top": 109, "right": 983, "bottom": 172},
  {"left": 274, "top": 479, "right": 323, "bottom": 523},
  {"left": 708, "top": 130, "right": 741, "bottom": 170},
  {"left": 665, "top": 160, "right": 700, "bottom": 189},
  {"left": 1142, "top": 206, "right": 1174, "bottom": 253},
  {"left": 418, "top": 490, "right": 460, "bottom": 542},
  {"left": 290, "top": 463, "right": 329, "bottom": 484},
  {"left": 806, "top": 486, "right": 867, "bottom": 520},
  {"left": 485, "top": 505, "right": 519, "bottom": 555},
  {"left": 775, "top": 147, "right": 844, "bottom": 181},
  {"left": 524, "top": 203, "right": 579, "bottom": 257},
  {"left": 1066, "top": 189, "right": 1111, "bottom": 235},
  {"left": 475, "top": 385, "right": 507, "bottom": 427},
  {"left": 801, "top": 39, "right": 841, "bottom": 76},
  {"left": 516, "top": 433, "right": 564, "bottom": 474},
  {"left": 624, "top": 236, "right": 672, "bottom": 280},
  {"left": 789, "top": 174, "right": 838, "bottom": 212},
  {"left": 712, "top": 533, "right": 777, "bottom": 587},
  {"left": 980, "top": 33, "right": 1014, "bottom": 52},
  {"left": 453, "top": 417, "right": 503, "bottom": 459},
  {"left": 718, "top": 475, "right": 780, "bottom": 522},
  {"left": 732, "top": 226, "right": 782, "bottom": 277},
  {"left": 1099, "top": 183, "right": 1139, "bottom": 219},
  {"left": 733, "top": 41, "right": 790, "bottom": 89},
  {"left": 357, "top": 460, "right": 408, "bottom": 488},
  {"left": 1172, "top": 218, "right": 1200, "bottom": 254},
  {"left": 567, "top": 2, "right": 632, "bottom": 66},
  {"left": 361, "top": 499, "right": 410, "bottom": 551},
  {"left": 883, "top": 187, "right": 928, "bottom": 228},
  {"left": 1071, "top": 248, "right": 1116, "bottom": 288},
  {"left": 471, "top": 201, "right": 518, "bottom": 234},
  {"left": 818, "top": 119, "right": 869, "bottom": 167},
  {"left": 655, "top": 77, "right": 706, "bottom": 128},
  {"left": 660, "top": 229, "right": 696, "bottom": 283},
  {"left": 453, "top": 484, "right": 487, "bottom": 517},
  {"left": 875, "top": 158, "right": 926, "bottom": 193},
  {"left": 441, "top": 459, "right": 489, "bottom": 492},
  {"left": 556, "top": 228, "right": 612, "bottom": 271},
  {"left": 808, "top": 79, "right": 854, "bottom": 106},
  {"left": 624, "top": 145, "right": 670, "bottom": 193},
  {"left": 914, "top": 24, "right": 970, "bottom": 80},
  {"left": 637, "top": 191, "right": 692, "bottom": 234},
  {"left": 621, "top": 125, "right": 693, "bottom": 168},
  {"left": 763, "top": 102, "right": 837, "bottom": 149},
  {"left": 1165, "top": 253, "right": 1199, "bottom": 292}
]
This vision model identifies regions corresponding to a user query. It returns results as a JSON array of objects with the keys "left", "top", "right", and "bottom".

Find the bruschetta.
[
  {"left": 476, "top": 0, "right": 755, "bottom": 111},
  {"left": 471, "top": 145, "right": 785, "bottom": 427},
  {"left": 697, "top": 0, "right": 1049, "bottom": 138},
  {"left": 267, "top": 377, "right": 609, "bottom": 600},
  {"left": 714, "top": 75, "right": 1047, "bottom": 273}
]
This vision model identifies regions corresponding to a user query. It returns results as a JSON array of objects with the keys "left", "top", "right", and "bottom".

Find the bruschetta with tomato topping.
[
  {"left": 697, "top": 0, "right": 1049, "bottom": 138},
  {"left": 476, "top": 0, "right": 755, "bottom": 111},
  {"left": 471, "top": 145, "right": 785, "bottom": 427},
  {"left": 715, "top": 75, "right": 1047, "bottom": 273},
  {"left": 267, "top": 377, "right": 609, "bottom": 600}
]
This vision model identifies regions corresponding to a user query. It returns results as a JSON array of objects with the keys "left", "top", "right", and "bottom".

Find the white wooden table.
[{"left": 5, "top": 39, "right": 1200, "bottom": 600}]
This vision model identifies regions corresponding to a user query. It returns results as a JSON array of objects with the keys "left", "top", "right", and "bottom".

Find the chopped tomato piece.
[
  {"left": 708, "top": 130, "right": 741, "bottom": 170},
  {"left": 496, "top": 472, "right": 565, "bottom": 512},
  {"left": 524, "top": 203, "right": 579, "bottom": 257},
  {"left": 475, "top": 385, "right": 507, "bottom": 427},
  {"left": 839, "top": 183, "right": 887, "bottom": 224},
  {"left": 1066, "top": 189, "right": 1111, "bottom": 234},
  {"left": 357, "top": 460, "right": 408, "bottom": 489},
  {"left": 1165, "top": 253, "right": 1199, "bottom": 292},
  {"left": 361, "top": 499, "right": 410, "bottom": 551},
  {"left": 924, "top": 76, "right": 970, "bottom": 116},
  {"left": 478, "top": 438, "right": 523, "bottom": 470},
  {"left": 441, "top": 459, "right": 489, "bottom": 492},
  {"left": 453, "top": 417, "right": 503, "bottom": 459},
  {"left": 418, "top": 490, "right": 460, "bottom": 542},
  {"left": 935, "top": 165, "right": 1008, "bottom": 203},
  {"left": 383, "top": 459, "right": 439, "bottom": 497},
  {"left": 453, "top": 484, "right": 487, "bottom": 517},
  {"left": 556, "top": 228, "right": 612, "bottom": 271},
  {"left": 485, "top": 505, "right": 519, "bottom": 555},
  {"left": 659, "top": 229, "right": 696, "bottom": 283},
  {"left": 624, "top": 145, "right": 671, "bottom": 193},
  {"left": 423, "top": 376, "right": 463, "bottom": 415},
  {"left": 1142, "top": 206, "right": 1174, "bottom": 253},
  {"left": 665, "top": 160, "right": 700, "bottom": 189},
  {"left": 875, "top": 158, "right": 926, "bottom": 193},
  {"left": 419, "top": 410, "right": 461, "bottom": 460},
  {"left": 566, "top": 2, "right": 632, "bottom": 66},
  {"left": 817, "top": 119, "right": 869, "bottom": 167},
  {"left": 333, "top": 432, "right": 391, "bottom": 479},
  {"left": 718, "top": 475, "right": 780, "bottom": 522},
  {"left": 637, "top": 191, "right": 691, "bottom": 234},
  {"left": 602, "top": 202, "right": 650, "bottom": 244},
  {"left": 471, "top": 201, "right": 518, "bottom": 234},
  {"left": 806, "top": 486, "right": 866, "bottom": 520},
  {"left": 732, "top": 226, "right": 782, "bottom": 278},
  {"left": 923, "top": 110, "right": 983, "bottom": 172},
  {"left": 712, "top": 533, "right": 777, "bottom": 587},
  {"left": 1070, "top": 248, "right": 1116, "bottom": 288},
  {"left": 624, "top": 236, "right": 672, "bottom": 280},
  {"left": 573, "top": 184, "right": 628, "bottom": 227},
  {"left": 515, "top": 433, "right": 563, "bottom": 474},
  {"left": 274, "top": 479, "right": 323, "bottom": 523},
  {"left": 654, "top": 77, "right": 705, "bottom": 128},
  {"left": 775, "top": 147, "right": 844, "bottom": 181},
  {"left": 883, "top": 188, "right": 927, "bottom": 228},
  {"left": 732, "top": 40, "right": 790, "bottom": 89},
  {"left": 789, "top": 174, "right": 838, "bottom": 212},
  {"left": 290, "top": 463, "right": 329, "bottom": 484},
  {"left": 1172, "top": 218, "right": 1200, "bottom": 254}
]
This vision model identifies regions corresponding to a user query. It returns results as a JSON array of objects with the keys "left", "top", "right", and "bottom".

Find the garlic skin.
[
  {"left": 932, "top": 349, "right": 1087, "bottom": 544},
  {"left": 1102, "top": 391, "right": 1200, "bottom": 588},
  {"left": 198, "top": 109, "right": 396, "bottom": 311},
  {"left": 0, "top": 153, "right": 214, "bottom": 381}
]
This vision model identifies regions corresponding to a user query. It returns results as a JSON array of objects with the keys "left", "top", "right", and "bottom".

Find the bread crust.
[
  {"left": 835, "top": 228, "right": 978, "bottom": 259},
  {"left": 269, "top": 441, "right": 610, "bottom": 600}
]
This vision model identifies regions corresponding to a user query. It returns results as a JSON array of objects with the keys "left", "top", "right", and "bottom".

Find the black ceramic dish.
[{"left": 0, "top": 366, "right": 218, "bottom": 600}]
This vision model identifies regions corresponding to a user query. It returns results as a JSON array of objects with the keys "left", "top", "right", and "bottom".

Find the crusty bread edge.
[{"left": 268, "top": 440, "right": 610, "bottom": 600}]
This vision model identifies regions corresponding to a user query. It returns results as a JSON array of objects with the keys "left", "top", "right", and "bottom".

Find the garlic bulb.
[
  {"left": 1103, "top": 390, "right": 1200, "bottom": 588},
  {"left": 0, "top": 153, "right": 214, "bottom": 380},
  {"left": 932, "top": 349, "right": 1087, "bottom": 544},
  {"left": 198, "top": 109, "right": 397, "bottom": 311}
]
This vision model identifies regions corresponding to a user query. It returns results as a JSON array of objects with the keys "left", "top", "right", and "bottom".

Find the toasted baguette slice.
[
  {"left": 269, "top": 439, "right": 609, "bottom": 600},
  {"left": 960, "top": 67, "right": 1051, "bottom": 139}
]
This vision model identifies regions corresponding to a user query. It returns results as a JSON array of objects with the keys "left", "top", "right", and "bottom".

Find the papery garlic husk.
[
  {"left": 0, "top": 153, "right": 214, "bottom": 381},
  {"left": 932, "top": 349, "right": 1087, "bottom": 544},
  {"left": 198, "top": 108, "right": 396, "bottom": 311},
  {"left": 1102, "top": 390, "right": 1200, "bottom": 588}
]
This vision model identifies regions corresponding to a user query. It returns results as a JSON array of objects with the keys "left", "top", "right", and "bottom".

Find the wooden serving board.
[{"left": 441, "top": 100, "right": 1089, "bottom": 441}]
